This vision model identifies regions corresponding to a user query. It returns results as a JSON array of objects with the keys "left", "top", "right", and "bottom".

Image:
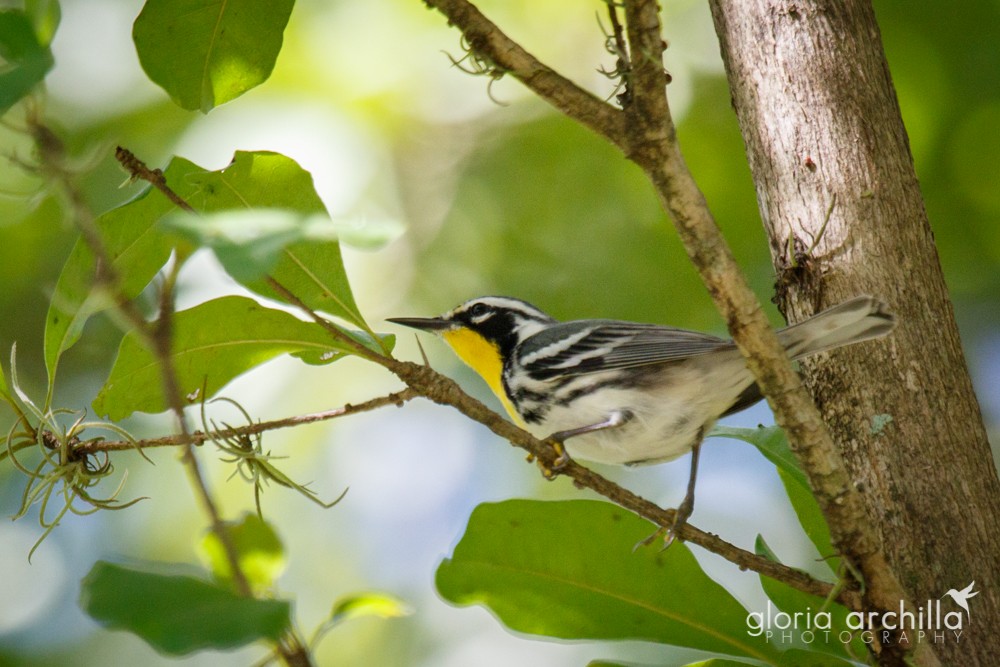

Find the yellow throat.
[{"left": 442, "top": 327, "right": 524, "bottom": 426}]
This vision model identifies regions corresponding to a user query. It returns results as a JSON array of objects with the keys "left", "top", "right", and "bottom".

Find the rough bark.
[{"left": 709, "top": 1, "right": 1000, "bottom": 663}]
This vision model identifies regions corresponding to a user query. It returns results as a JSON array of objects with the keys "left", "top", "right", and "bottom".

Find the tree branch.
[
  {"left": 423, "top": 0, "right": 626, "bottom": 146},
  {"left": 74, "top": 389, "right": 419, "bottom": 455}
]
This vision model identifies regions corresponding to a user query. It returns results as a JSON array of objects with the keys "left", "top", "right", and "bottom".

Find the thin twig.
[
  {"left": 115, "top": 146, "right": 195, "bottom": 213},
  {"left": 74, "top": 389, "right": 420, "bottom": 455},
  {"left": 422, "top": 0, "right": 626, "bottom": 146}
]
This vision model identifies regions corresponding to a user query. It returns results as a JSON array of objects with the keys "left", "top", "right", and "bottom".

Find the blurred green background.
[{"left": 0, "top": 0, "right": 997, "bottom": 665}]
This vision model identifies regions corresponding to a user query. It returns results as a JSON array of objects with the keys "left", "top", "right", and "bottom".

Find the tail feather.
[{"left": 778, "top": 296, "right": 896, "bottom": 360}]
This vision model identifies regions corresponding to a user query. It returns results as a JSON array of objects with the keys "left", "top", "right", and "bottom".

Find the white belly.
[{"left": 520, "top": 356, "right": 754, "bottom": 465}]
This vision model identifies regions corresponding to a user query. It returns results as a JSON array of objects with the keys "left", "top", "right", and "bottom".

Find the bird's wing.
[{"left": 516, "top": 319, "right": 730, "bottom": 380}]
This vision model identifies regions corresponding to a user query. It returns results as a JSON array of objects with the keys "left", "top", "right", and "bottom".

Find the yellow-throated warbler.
[{"left": 389, "top": 295, "right": 895, "bottom": 538}]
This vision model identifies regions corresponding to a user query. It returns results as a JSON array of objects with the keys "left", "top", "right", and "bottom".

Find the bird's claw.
[
  {"left": 531, "top": 440, "right": 570, "bottom": 480},
  {"left": 633, "top": 501, "right": 692, "bottom": 553}
]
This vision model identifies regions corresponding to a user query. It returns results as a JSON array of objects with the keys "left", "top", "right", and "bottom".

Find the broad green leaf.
[
  {"left": 44, "top": 157, "right": 204, "bottom": 387},
  {"left": 755, "top": 536, "right": 865, "bottom": 663},
  {"left": 162, "top": 210, "right": 404, "bottom": 281},
  {"left": 0, "top": 9, "right": 54, "bottom": 113},
  {"left": 92, "top": 295, "right": 389, "bottom": 420},
  {"left": 80, "top": 560, "right": 290, "bottom": 655},
  {"left": 184, "top": 151, "right": 367, "bottom": 330},
  {"left": 712, "top": 425, "right": 837, "bottom": 572},
  {"left": 133, "top": 0, "right": 294, "bottom": 112},
  {"left": 437, "top": 499, "right": 782, "bottom": 663},
  {"left": 162, "top": 209, "right": 342, "bottom": 282},
  {"left": 777, "top": 468, "right": 838, "bottom": 574},
  {"left": 198, "top": 514, "right": 285, "bottom": 594}
]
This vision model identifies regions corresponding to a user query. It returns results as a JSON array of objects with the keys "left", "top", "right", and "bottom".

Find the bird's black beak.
[{"left": 386, "top": 316, "right": 453, "bottom": 333}]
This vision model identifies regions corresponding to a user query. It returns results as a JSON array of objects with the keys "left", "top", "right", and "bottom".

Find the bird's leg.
[
  {"left": 539, "top": 409, "right": 633, "bottom": 477},
  {"left": 634, "top": 427, "right": 705, "bottom": 551},
  {"left": 662, "top": 438, "right": 702, "bottom": 548}
]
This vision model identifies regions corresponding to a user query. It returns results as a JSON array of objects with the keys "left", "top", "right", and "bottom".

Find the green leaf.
[
  {"left": 0, "top": 9, "right": 54, "bottom": 113},
  {"left": 326, "top": 216, "right": 405, "bottom": 250},
  {"left": 777, "top": 468, "right": 838, "bottom": 574},
  {"left": 329, "top": 592, "right": 412, "bottom": 625},
  {"left": 80, "top": 560, "right": 290, "bottom": 655},
  {"left": 0, "top": 352, "right": 8, "bottom": 400},
  {"left": 92, "top": 295, "right": 389, "bottom": 420},
  {"left": 711, "top": 425, "right": 808, "bottom": 490},
  {"left": 133, "top": 0, "right": 295, "bottom": 112},
  {"left": 754, "top": 536, "right": 865, "bottom": 663},
  {"left": 309, "top": 591, "right": 411, "bottom": 651},
  {"left": 162, "top": 209, "right": 343, "bottom": 282},
  {"left": 184, "top": 151, "right": 367, "bottom": 330},
  {"left": 198, "top": 514, "right": 286, "bottom": 594},
  {"left": 44, "top": 157, "right": 204, "bottom": 388},
  {"left": 24, "top": 0, "right": 60, "bottom": 46},
  {"left": 712, "top": 425, "right": 837, "bottom": 572},
  {"left": 436, "top": 499, "right": 782, "bottom": 662}
]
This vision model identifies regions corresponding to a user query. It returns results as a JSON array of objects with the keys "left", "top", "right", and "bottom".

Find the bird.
[
  {"left": 388, "top": 295, "right": 896, "bottom": 541},
  {"left": 943, "top": 581, "right": 978, "bottom": 617}
]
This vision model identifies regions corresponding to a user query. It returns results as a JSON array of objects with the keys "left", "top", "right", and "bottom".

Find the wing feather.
[{"left": 517, "top": 320, "right": 729, "bottom": 379}]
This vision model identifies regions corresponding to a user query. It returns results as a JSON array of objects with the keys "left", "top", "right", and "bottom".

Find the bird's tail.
[{"left": 777, "top": 296, "right": 896, "bottom": 360}]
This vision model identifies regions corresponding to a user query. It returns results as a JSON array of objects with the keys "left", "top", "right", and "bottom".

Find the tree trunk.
[{"left": 708, "top": 1, "right": 1000, "bottom": 663}]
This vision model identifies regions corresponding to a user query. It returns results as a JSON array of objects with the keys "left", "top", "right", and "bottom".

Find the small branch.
[
  {"left": 27, "top": 123, "right": 153, "bottom": 344},
  {"left": 115, "top": 146, "right": 195, "bottom": 212},
  {"left": 75, "top": 390, "right": 419, "bottom": 455},
  {"left": 620, "top": 0, "right": 673, "bottom": 163},
  {"left": 423, "top": 0, "right": 626, "bottom": 147},
  {"left": 597, "top": 1, "right": 631, "bottom": 106}
]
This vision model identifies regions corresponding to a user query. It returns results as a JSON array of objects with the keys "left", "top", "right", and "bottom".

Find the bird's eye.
[{"left": 468, "top": 302, "right": 490, "bottom": 319}]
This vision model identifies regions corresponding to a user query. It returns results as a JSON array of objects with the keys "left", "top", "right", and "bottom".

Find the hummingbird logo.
[{"left": 943, "top": 581, "right": 979, "bottom": 618}]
